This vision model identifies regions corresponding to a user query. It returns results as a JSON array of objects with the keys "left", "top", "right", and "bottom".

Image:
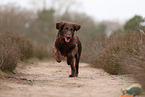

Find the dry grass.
[{"left": 84, "top": 30, "right": 145, "bottom": 91}]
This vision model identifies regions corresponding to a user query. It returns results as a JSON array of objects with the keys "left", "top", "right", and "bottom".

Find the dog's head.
[{"left": 56, "top": 21, "right": 81, "bottom": 43}]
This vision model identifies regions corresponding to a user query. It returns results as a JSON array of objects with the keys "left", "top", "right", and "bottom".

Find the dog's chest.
[{"left": 59, "top": 43, "right": 75, "bottom": 56}]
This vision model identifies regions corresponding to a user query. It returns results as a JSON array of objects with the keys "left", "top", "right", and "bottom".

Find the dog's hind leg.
[
  {"left": 67, "top": 47, "right": 78, "bottom": 77},
  {"left": 75, "top": 53, "right": 80, "bottom": 77},
  {"left": 69, "top": 59, "right": 76, "bottom": 77},
  {"left": 67, "top": 47, "right": 78, "bottom": 65}
]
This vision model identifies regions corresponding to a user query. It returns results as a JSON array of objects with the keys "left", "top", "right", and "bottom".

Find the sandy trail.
[{"left": 0, "top": 61, "right": 135, "bottom": 97}]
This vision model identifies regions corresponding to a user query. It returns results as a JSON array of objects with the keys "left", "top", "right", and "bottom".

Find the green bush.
[{"left": 124, "top": 15, "right": 145, "bottom": 31}]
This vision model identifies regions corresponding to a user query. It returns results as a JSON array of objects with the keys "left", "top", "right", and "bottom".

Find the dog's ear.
[
  {"left": 56, "top": 22, "right": 65, "bottom": 30},
  {"left": 73, "top": 24, "right": 81, "bottom": 31},
  {"left": 56, "top": 22, "right": 60, "bottom": 29}
]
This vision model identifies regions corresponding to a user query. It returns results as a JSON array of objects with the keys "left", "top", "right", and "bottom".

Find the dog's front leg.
[{"left": 53, "top": 47, "right": 62, "bottom": 63}]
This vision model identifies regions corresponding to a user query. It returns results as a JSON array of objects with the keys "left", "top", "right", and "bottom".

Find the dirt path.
[{"left": 0, "top": 61, "right": 135, "bottom": 97}]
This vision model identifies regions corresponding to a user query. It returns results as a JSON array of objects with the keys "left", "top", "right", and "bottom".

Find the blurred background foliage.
[
  {"left": 0, "top": 0, "right": 144, "bottom": 64},
  {"left": 0, "top": 0, "right": 123, "bottom": 59}
]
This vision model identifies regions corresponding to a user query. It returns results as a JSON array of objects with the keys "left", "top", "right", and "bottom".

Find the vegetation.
[
  {"left": 0, "top": 31, "right": 31, "bottom": 71},
  {"left": 83, "top": 15, "right": 145, "bottom": 91},
  {"left": 0, "top": 3, "right": 121, "bottom": 61},
  {"left": 0, "top": 0, "right": 145, "bottom": 92},
  {"left": 124, "top": 15, "right": 145, "bottom": 31}
]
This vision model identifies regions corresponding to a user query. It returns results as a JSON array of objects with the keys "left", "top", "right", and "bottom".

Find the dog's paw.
[
  {"left": 57, "top": 60, "right": 61, "bottom": 63},
  {"left": 69, "top": 75, "right": 74, "bottom": 77},
  {"left": 69, "top": 74, "right": 77, "bottom": 77},
  {"left": 55, "top": 55, "right": 62, "bottom": 63},
  {"left": 67, "top": 62, "right": 71, "bottom": 65}
]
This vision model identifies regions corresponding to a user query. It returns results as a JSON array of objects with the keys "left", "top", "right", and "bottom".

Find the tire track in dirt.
[{"left": 0, "top": 61, "right": 135, "bottom": 97}]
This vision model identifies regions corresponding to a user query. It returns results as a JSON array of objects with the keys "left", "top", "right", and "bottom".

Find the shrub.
[
  {"left": 0, "top": 31, "right": 35, "bottom": 71},
  {"left": 122, "top": 30, "right": 145, "bottom": 90},
  {"left": 33, "top": 44, "right": 49, "bottom": 60},
  {"left": 15, "top": 35, "right": 33, "bottom": 60},
  {"left": 0, "top": 32, "right": 21, "bottom": 71},
  {"left": 95, "top": 32, "right": 141, "bottom": 74},
  {"left": 82, "top": 34, "right": 107, "bottom": 65},
  {"left": 89, "top": 30, "right": 145, "bottom": 91}
]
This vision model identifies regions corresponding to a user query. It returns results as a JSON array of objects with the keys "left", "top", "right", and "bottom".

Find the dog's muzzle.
[{"left": 64, "top": 35, "right": 71, "bottom": 43}]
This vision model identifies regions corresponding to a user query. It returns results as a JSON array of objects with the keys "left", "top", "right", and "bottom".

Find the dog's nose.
[{"left": 66, "top": 35, "right": 71, "bottom": 39}]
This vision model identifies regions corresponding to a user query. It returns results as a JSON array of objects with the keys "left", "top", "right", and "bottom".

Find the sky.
[
  {"left": 78, "top": 0, "right": 145, "bottom": 22},
  {"left": 0, "top": 0, "right": 145, "bottom": 23}
]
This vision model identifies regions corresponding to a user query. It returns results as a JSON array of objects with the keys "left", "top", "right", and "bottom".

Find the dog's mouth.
[{"left": 64, "top": 37, "right": 71, "bottom": 43}]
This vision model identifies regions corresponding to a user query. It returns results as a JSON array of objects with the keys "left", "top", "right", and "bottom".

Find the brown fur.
[{"left": 53, "top": 21, "right": 82, "bottom": 77}]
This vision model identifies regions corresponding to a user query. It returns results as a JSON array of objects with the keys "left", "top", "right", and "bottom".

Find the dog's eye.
[{"left": 70, "top": 28, "right": 73, "bottom": 31}]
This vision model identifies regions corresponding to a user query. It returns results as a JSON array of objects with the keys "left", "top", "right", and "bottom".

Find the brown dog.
[{"left": 53, "top": 21, "right": 82, "bottom": 77}]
